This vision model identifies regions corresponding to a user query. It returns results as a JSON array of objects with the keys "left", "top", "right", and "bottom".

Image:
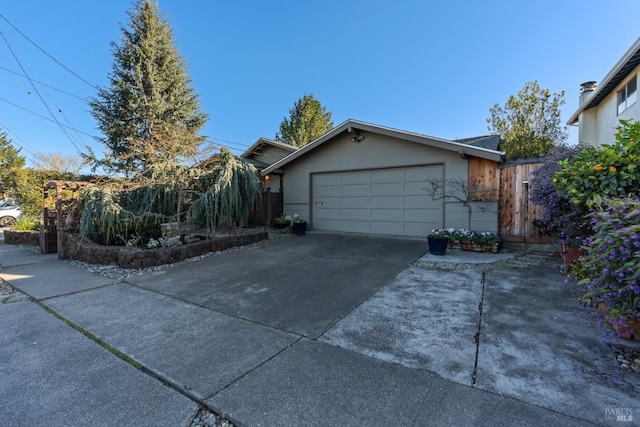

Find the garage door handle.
[{"left": 315, "top": 202, "right": 323, "bottom": 205}]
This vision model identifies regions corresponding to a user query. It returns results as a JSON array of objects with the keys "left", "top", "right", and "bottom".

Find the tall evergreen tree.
[
  {"left": 275, "top": 94, "right": 333, "bottom": 147},
  {"left": 487, "top": 81, "right": 567, "bottom": 160},
  {"left": 89, "top": 0, "right": 208, "bottom": 177},
  {"left": 0, "top": 130, "right": 25, "bottom": 197}
]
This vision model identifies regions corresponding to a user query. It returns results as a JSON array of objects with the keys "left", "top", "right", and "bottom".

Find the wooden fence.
[
  {"left": 251, "top": 189, "right": 283, "bottom": 226},
  {"left": 498, "top": 161, "right": 553, "bottom": 243}
]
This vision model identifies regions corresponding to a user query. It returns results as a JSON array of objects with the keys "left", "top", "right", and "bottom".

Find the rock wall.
[
  {"left": 3, "top": 230, "right": 40, "bottom": 246},
  {"left": 58, "top": 229, "right": 268, "bottom": 269}
]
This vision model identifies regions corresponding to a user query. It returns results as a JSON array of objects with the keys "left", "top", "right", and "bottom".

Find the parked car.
[{"left": 0, "top": 198, "right": 21, "bottom": 227}]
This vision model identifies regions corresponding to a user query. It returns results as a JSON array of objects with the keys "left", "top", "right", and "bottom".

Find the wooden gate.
[
  {"left": 251, "top": 189, "right": 283, "bottom": 226},
  {"left": 498, "top": 161, "right": 553, "bottom": 243},
  {"left": 41, "top": 181, "right": 88, "bottom": 254}
]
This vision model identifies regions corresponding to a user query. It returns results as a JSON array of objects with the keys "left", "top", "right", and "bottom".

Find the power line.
[
  {"left": 0, "top": 97, "right": 96, "bottom": 138},
  {"left": 0, "top": 13, "right": 98, "bottom": 90},
  {"left": 0, "top": 120, "right": 42, "bottom": 165},
  {"left": 1, "top": 28, "right": 85, "bottom": 153},
  {"left": 0, "top": 65, "right": 87, "bottom": 101},
  {"left": 0, "top": 96, "right": 250, "bottom": 154}
]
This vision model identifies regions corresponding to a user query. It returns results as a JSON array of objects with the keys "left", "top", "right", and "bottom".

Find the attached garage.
[
  {"left": 261, "top": 119, "right": 504, "bottom": 237},
  {"left": 312, "top": 165, "right": 443, "bottom": 236}
]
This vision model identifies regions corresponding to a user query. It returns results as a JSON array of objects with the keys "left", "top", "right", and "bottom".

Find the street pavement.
[{"left": 1, "top": 233, "right": 638, "bottom": 426}]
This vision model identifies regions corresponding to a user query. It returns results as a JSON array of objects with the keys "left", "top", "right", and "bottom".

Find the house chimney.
[{"left": 579, "top": 81, "right": 597, "bottom": 104}]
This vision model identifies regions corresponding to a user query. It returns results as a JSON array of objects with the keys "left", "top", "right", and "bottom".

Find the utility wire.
[
  {"left": 0, "top": 120, "right": 42, "bottom": 165},
  {"left": 0, "top": 65, "right": 87, "bottom": 100},
  {"left": 0, "top": 13, "right": 98, "bottom": 90},
  {"left": 0, "top": 97, "right": 95, "bottom": 138},
  {"left": 1, "top": 28, "right": 85, "bottom": 153}
]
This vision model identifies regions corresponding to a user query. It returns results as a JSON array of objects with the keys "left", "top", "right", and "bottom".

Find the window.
[{"left": 617, "top": 75, "right": 637, "bottom": 115}]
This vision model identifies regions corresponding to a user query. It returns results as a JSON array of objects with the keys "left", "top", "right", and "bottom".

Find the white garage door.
[{"left": 312, "top": 165, "right": 443, "bottom": 237}]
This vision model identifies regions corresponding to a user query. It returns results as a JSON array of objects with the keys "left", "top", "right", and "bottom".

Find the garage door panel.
[
  {"left": 371, "top": 182, "right": 403, "bottom": 195},
  {"left": 315, "top": 207, "right": 340, "bottom": 218},
  {"left": 341, "top": 171, "right": 370, "bottom": 184},
  {"left": 342, "top": 220, "right": 370, "bottom": 232},
  {"left": 342, "top": 208, "right": 369, "bottom": 219},
  {"left": 404, "top": 181, "right": 428, "bottom": 194},
  {"left": 404, "top": 195, "right": 436, "bottom": 208},
  {"left": 371, "top": 195, "right": 402, "bottom": 207},
  {"left": 342, "top": 184, "right": 369, "bottom": 195},
  {"left": 371, "top": 221, "right": 403, "bottom": 234},
  {"left": 371, "top": 169, "right": 404, "bottom": 182},
  {"left": 315, "top": 197, "right": 341, "bottom": 208},
  {"left": 342, "top": 196, "right": 369, "bottom": 208},
  {"left": 371, "top": 208, "right": 403, "bottom": 220},
  {"left": 404, "top": 166, "right": 431, "bottom": 181},
  {"left": 314, "top": 185, "right": 340, "bottom": 197},
  {"left": 314, "top": 174, "right": 341, "bottom": 185},
  {"left": 312, "top": 165, "right": 443, "bottom": 237},
  {"left": 404, "top": 208, "right": 435, "bottom": 220}
]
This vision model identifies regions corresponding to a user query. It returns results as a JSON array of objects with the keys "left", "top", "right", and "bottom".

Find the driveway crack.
[{"left": 471, "top": 270, "right": 486, "bottom": 386}]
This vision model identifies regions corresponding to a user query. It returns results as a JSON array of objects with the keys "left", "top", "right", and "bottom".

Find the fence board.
[{"left": 498, "top": 162, "right": 552, "bottom": 243}]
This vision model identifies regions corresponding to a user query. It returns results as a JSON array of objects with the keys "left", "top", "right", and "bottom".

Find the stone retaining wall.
[
  {"left": 3, "top": 230, "right": 40, "bottom": 246},
  {"left": 58, "top": 229, "right": 268, "bottom": 269}
]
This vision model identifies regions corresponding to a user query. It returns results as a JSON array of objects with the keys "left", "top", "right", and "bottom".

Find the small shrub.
[
  {"left": 13, "top": 214, "right": 40, "bottom": 231},
  {"left": 553, "top": 120, "right": 640, "bottom": 209}
]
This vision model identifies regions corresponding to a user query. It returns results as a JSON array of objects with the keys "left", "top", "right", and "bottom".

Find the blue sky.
[{"left": 1, "top": 1, "right": 638, "bottom": 169}]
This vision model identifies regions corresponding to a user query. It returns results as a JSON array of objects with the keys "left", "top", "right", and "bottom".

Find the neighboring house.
[
  {"left": 262, "top": 119, "right": 504, "bottom": 237},
  {"left": 240, "top": 137, "right": 296, "bottom": 193},
  {"left": 568, "top": 37, "right": 640, "bottom": 147}
]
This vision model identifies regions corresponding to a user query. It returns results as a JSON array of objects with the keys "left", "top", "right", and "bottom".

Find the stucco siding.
[{"left": 580, "top": 65, "right": 640, "bottom": 147}]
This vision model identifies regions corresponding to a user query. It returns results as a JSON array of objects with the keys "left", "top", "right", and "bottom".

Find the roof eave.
[
  {"left": 261, "top": 119, "right": 503, "bottom": 175},
  {"left": 567, "top": 37, "right": 640, "bottom": 126},
  {"left": 241, "top": 137, "right": 296, "bottom": 158}
]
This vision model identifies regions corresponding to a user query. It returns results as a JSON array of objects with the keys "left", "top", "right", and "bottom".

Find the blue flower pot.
[{"left": 427, "top": 235, "right": 448, "bottom": 255}]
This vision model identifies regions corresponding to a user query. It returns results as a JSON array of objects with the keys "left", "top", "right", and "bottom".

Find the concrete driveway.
[
  {"left": 1, "top": 232, "right": 638, "bottom": 426},
  {"left": 126, "top": 232, "right": 428, "bottom": 338}
]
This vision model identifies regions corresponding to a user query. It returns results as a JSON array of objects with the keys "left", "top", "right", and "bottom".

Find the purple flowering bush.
[
  {"left": 569, "top": 199, "right": 640, "bottom": 333},
  {"left": 529, "top": 143, "right": 590, "bottom": 237}
]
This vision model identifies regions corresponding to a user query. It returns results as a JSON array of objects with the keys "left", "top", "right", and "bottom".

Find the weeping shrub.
[
  {"left": 78, "top": 184, "right": 178, "bottom": 245},
  {"left": 186, "top": 148, "right": 261, "bottom": 231},
  {"left": 78, "top": 148, "right": 261, "bottom": 245}
]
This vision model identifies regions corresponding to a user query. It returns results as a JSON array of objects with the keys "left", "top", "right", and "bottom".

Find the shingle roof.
[{"left": 455, "top": 135, "right": 502, "bottom": 151}]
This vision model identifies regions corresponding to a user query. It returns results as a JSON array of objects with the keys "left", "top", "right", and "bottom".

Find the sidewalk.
[{"left": 1, "top": 237, "right": 638, "bottom": 426}]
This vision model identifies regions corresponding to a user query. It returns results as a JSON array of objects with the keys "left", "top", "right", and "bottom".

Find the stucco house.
[
  {"left": 241, "top": 137, "right": 296, "bottom": 193},
  {"left": 568, "top": 37, "right": 640, "bottom": 147},
  {"left": 261, "top": 119, "right": 504, "bottom": 237}
]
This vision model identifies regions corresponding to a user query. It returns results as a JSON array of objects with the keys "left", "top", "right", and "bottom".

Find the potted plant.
[
  {"left": 292, "top": 214, "right": 307, "bottom": 236},
  {"left": 427, "top": 229, "right": 449, "bottom": 255},
  {"left": 456, "top": 229, "right": 477, "bottom": 251},
  {"left": 559, "top": 233, "right": 584, "bottom": 265},
  {"left": 476, "top": 232, "right": 502, "bottom": 253}
]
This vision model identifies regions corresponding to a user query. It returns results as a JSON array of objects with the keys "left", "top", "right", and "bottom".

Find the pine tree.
[
  {"left": 275, "top": 94, "right": 333, "bottom": 147},
  {"left": 0, "top": 130, "right": 25, "bottom": 197},
  {"left": 89, "top": 0, "right": 208, "bottom": 177}
]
